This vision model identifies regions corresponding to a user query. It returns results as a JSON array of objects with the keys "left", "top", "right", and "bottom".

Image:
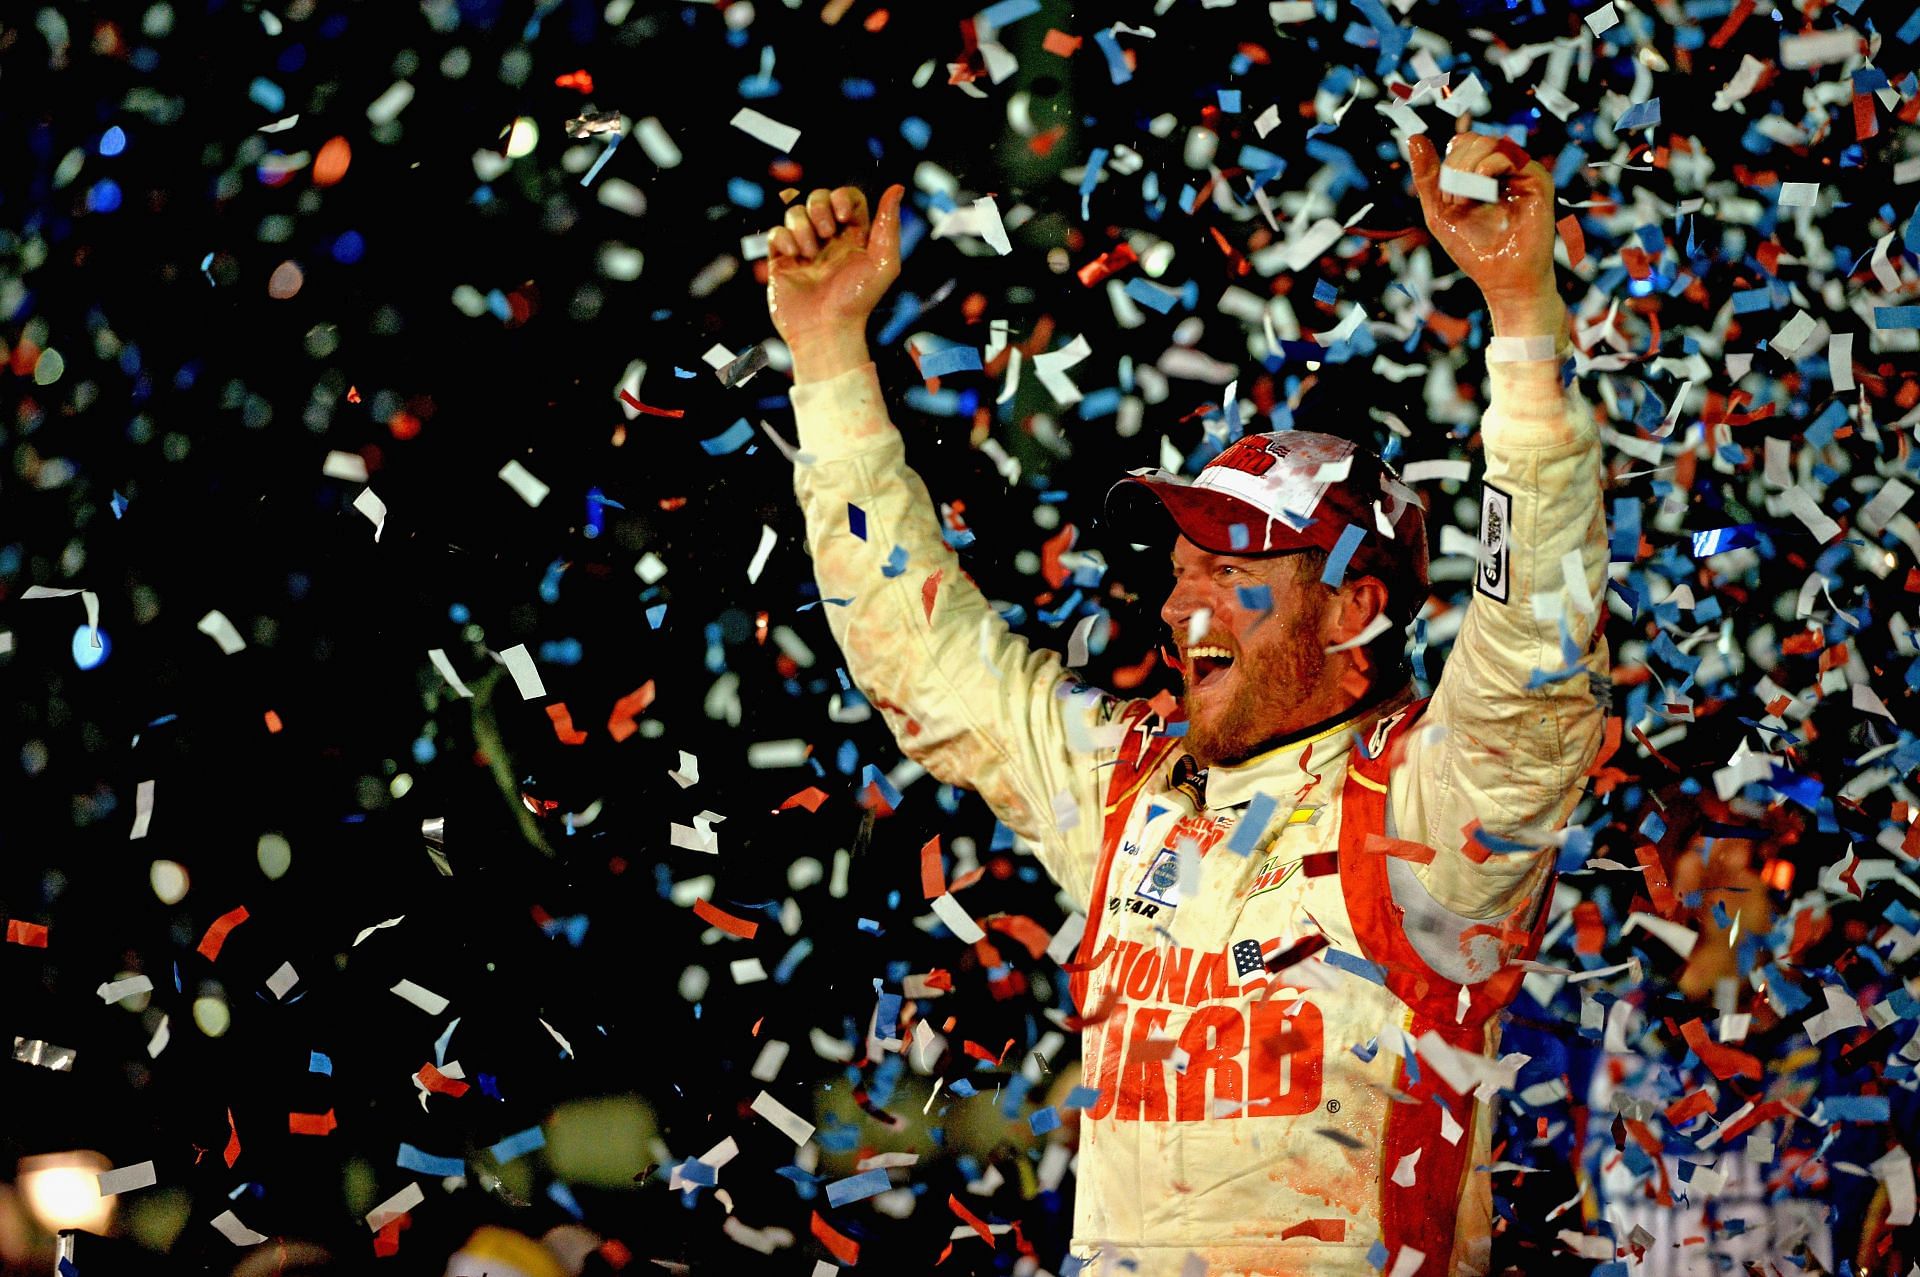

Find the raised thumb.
[{"left": 870, "top": 183, "right": 906, "bottom": 264}]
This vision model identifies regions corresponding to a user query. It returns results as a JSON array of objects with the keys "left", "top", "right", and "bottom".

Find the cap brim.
[{"left": 1105, "top": 473, "right": 1321, "bottom": 557}]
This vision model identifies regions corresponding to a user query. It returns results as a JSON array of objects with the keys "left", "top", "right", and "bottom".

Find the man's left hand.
[{"left": 1408, "top": 129, "right": 1563, "bottom": 335}]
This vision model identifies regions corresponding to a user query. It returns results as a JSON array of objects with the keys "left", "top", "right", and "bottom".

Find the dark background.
[{"left": 2, "top": 0, "right": 1917, "bottom": 1271}]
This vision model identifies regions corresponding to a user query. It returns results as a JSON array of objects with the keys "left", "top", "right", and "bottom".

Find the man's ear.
[{"left": 1327, "top": 575, "right": 1390, "bottom": 645}]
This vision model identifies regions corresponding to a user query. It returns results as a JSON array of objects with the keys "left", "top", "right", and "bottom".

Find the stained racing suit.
[{"left": 789, "top": 354, "right": 1608, "bottom": 1276}]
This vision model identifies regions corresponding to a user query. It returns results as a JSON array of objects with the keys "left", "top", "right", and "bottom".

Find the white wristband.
[{"left": 1486, "top": 334, "right": 1559, "bottom": 363}]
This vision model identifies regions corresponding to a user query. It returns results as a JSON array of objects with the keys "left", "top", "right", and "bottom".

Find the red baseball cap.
[{"left": 1106, "top": 431, "right": 1430, "bottom": 618}]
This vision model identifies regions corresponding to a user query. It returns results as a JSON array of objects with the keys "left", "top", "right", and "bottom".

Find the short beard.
[{"left": 1180, "top": 602, "right": 1328, "bottom": 768}]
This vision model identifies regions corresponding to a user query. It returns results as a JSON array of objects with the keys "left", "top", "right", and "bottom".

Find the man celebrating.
[{"left": 766, "top": 131, "right": 1607, "bottom": 1277}]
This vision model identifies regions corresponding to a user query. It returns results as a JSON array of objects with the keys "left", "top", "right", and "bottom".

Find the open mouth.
[{"left": 1185, "top": 643, "right": 1236, "bottom": 691}]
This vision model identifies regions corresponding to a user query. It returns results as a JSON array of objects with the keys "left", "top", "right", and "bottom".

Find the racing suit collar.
[{"left": 1198, "top": 682, "right": 1417, "bottom": 812}]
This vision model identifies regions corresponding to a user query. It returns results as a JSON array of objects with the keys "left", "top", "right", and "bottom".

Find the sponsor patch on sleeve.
[{"left": 1477, "top": 482, "right": 1513, "bottom": 603}]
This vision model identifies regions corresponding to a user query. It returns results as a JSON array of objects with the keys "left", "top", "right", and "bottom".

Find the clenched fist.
[
  {"left": 1407, "top": 130, "right": 1564, "bottom": 337},
  {"left": 766, "top": 183, "right": 906, "bottom": 384}
]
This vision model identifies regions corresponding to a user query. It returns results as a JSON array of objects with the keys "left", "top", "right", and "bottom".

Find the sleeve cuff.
[
  {"left": 1483, "top": 358, "right": 1587, "bottom": 449},
  {"left": 788, "top": 362, "right": 896, "bottom": 459}
]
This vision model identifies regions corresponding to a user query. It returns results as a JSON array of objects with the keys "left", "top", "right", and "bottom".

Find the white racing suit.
[{"left": 790, "top": 356, "right": 1608, "bottom": 1277}]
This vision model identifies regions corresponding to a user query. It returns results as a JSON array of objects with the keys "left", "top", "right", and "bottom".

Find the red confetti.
[
  {"left": 606, "top": 681, "right": 657, "bottom": 743},
  {"left": 778, "top": 786, "right": 829, "bottom": 813},
  {"left": 618, "top": 388, "right": 685, "bottom": 418},
  {"left": 810, "top": 1210, "right": 860, "bottom": 1265},
  {"left": 921, "top": 836, "right": 945, "bottom": 899},
  {"left": 1663, "top": 1090, "right": 1715, "bottom": 1126},
  {"left": 1707, "top": 0, "right": 1754, "bottom": 48},
  {"left": 1280, "top": 1219, "right": 1347, "bottom": 1242},
  {"left": 6, "top": 919, "right": 48, "bottom": 947},
  {"left": 1679, "top": 1019, "right": 1761, "bottom": 1081},
  {"left": 197, "top": 905, "right": 251, "bottom": 961},
  {"left": 418, "top": 1062, "right": 470, "bottom": 1097},
  {"left": 1555, "top": 214, "right": 1587, "bottom": 270},
  {"left": 986, "top": 914, "right": 1052, "bottom": 960},
  {"left": 1041, "top": 29, "right": 1081, "bottom": 56},
  {"left": 692, "top": 896, "right": 759, "bottom": 940},
  {"left": 554, "top": 69, "right": 595, "bottom": 94},
  {"left": 922, "top": 570, "right": 942, "bottom": 622},
  {"left": 949, "top": 1193, "right": 995, "bottom": 1247},
  {"left": 545, "top": 702, "right": 589, "bottom": 745},
  {"left": 225, "top": 1108, "right": 242, "bottom": 1168},
  {"left": 372, "top": 1215, "right": 409, "bottom": 1257},
  {"left": 288, "top": 1109, "right": 337, "bottom": 1136}
]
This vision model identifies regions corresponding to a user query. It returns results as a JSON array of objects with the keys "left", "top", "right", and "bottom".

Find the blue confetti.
[
  {"left": 487, "top": 1125, "right": 547, "bottom": 1164},
  {"left": 1616, "top": 98, "right": 1662, "bottom": 131},
  {"left": 978, "top": 0, "right": 1042, "bottom": 26},
  {"left": 700, "top": 418, "right": 756, "bottom": 455},
  {"left": 1227, "top": 792, "right": 1278, "bottom": 856},
  {"left": 825, "top": 1167, "right": 892, "bottom": 1207},
  {"left": 309, "top": 1050, "right": 331, "bottom": 1075},
  {"left": 1321, "top": 523, "right": 1367, "bottom": 586},
  {"left": 1322, "top": 947, "right": 1387, "bottom": 985},
  {"left": 1123, "top": 277, "right": 1181, "bottom": 314},
  {"left": 848, "top": 504, "right": 868, "bottom": 540},
  {"left": 918, "top": 345, "right": 983, "bottom": 377},
  {"left": 397, "top": 1143, "right": 466, "bottom": 1177}
]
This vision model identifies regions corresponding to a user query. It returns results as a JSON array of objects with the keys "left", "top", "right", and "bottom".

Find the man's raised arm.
[
  {"left": 1392, "top": 135, "right": 1610, "bottom": 920},
  {"left": 769, "top": 185, "right": 1124, "bottom": 905}
]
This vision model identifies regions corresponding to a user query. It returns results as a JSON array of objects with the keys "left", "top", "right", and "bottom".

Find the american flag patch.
[{"left": 1232, "top": 937, "right": 1282, "bottom": 979}]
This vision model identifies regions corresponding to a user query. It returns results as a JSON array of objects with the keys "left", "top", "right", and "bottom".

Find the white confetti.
[
  {"left": 97, "top": 1161, "right": 158, "bottom": 1196},
  {"left": 353, "top": 915, "right": 405, "bottom": 946},
  {"left": 1804, "top": 983, "right": 1865, "bottom": 1043},
  {"left": 730, "top": 106, "right": 802, "bottom": 153},
  {"left": 1780, "top": 486, "right": 1841, "bottom": 543},
  {"left": 210, "top": 1210, "right": 269, "bottom": 1246},
  {"left": 498, "top": 459, "right": 550, "bottom": 507},
  {"left": 746, "top": 523, "right": 778, "bottom": 583},
  {"left": 196, "top": 609, "right": 247, "bottom": 655},
  {"left": 972, "top": 196, "right": 1012, "bottom": 255},
  {"left": 391, "top": 979, "right": 450, "bottom": 1015},
  {"left": 427, "top": 648, "right": 474, "bottom": 698},
  {"left": 499, "top": 643, "right": 547, "bottom": 700},
  {"left": 352, "top": 487, "right": 387, "bottom": 541},
  {"left": 1873, "top": 1147, "right": 1917, "bottom": 1226},
  {"left": 96, "top": 975, "right": 153, "bottom": 1004},
  {"left": 1780, "top": 28, "right": 1860, "bottom": 69},
  {"left": 366, "top": 1182, "right": 425, "bottom": 1231},
  {"left": 930, "top": 892, "right": 986, "bottom": 943},
  {"left": 322, "top": 450, "right": 369, "bottom": 481},
  {"left": 266, "top": 961, "right": 299, "bottom": 999},
  {"left": 130, "top": 778, "right": 156, "bottom": 840},
  {"left": 1438, "top": 166, "right": 1499, "bottom": 203},
  {"left": 751, "top": 1090, "right": 816, "bottom": 1144}
]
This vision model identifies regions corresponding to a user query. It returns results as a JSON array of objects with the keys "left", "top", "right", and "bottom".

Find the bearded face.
[{"left": 1161, "top": 538, "right": 1351, "bottom": 768}]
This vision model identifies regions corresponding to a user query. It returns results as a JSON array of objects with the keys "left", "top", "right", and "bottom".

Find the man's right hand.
[{"left": 766, "top": 183, "right": 906, "bottom": 384}]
